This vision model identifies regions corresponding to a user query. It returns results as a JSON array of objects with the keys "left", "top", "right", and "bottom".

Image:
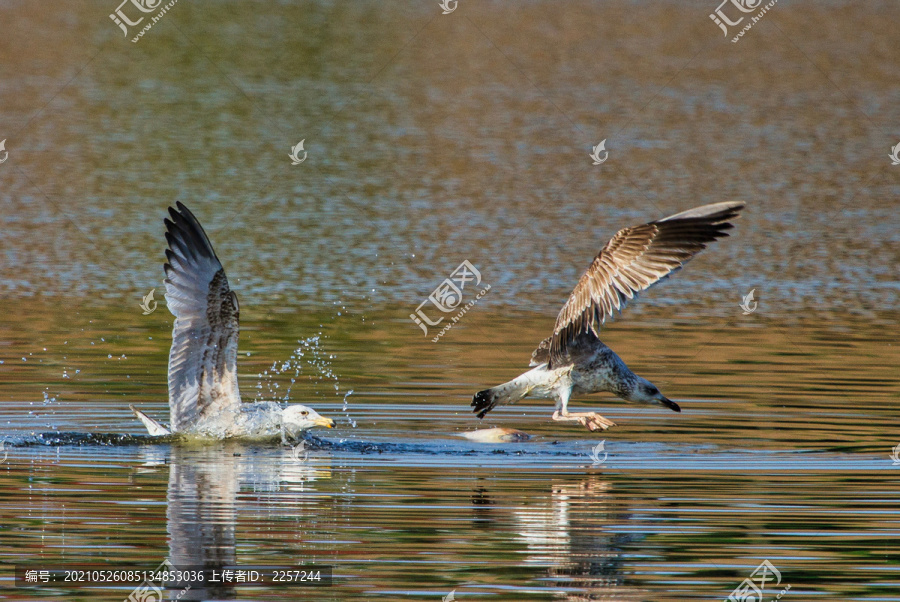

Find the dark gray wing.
[
  {"left": 547, "top": 202, "right": 744, "bottom": 366},
  {"left": 163, "top": 202, "right": 241, "bottom": 432}
]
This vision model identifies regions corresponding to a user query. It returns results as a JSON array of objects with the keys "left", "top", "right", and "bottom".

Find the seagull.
[
  {"left": 471, "top": 201, "right": 745, "bottom": 431},
  {"left": 130, "top": 202, "right": 335, "bottom": 440}
]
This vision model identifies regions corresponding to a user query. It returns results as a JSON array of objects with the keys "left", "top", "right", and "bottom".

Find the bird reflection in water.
[
  {"left": 511, "top": 477, "right": 648, "bottom": 601},
  {"left": 134, "top": 442, "right": 332, "bottom": 601}
]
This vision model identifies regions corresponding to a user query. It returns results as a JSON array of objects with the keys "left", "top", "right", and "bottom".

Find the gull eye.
[{"left": 301, "top": 411, "right": 308, "bottom": 416}]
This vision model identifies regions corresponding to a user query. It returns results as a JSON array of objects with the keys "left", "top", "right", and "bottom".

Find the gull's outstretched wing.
[
  {"left": 163, "top": 202, "right": 241, "bottom": 432},
  {"left": 546, "top": 201, "right": 744, "bottom": 366}
]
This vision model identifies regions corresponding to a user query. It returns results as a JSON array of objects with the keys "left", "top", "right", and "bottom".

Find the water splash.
[
  {"left": 253, "top": 336, "right": 354, "bottom": 427},
  {"left": 342, "top": 390, "right": 357, "bottom": 428}
]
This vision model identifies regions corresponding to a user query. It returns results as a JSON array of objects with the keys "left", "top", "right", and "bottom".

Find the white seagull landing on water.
[
  {"left": 130, "top": 202, "right": 335, "bottom": 440},
  {"left": 472, "top": 201, "right": 745, "bottom": 432}
]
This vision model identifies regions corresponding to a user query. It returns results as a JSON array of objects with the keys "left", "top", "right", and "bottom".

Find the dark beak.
[{"left": 660, "top": 397, "right": 681, "bottom": 413}]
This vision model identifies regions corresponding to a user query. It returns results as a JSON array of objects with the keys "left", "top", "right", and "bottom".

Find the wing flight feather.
[
  {"left": 163, "top": 202, "right": 241, "bottom": 432},
  {"left": 544, "top": 202, "right": 745, "bottom": 366}
]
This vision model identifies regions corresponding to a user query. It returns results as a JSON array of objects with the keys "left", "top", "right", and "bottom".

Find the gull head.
[
  {"left": 283, "top": 405, "right": 335, "bottom": 434},
  {"left": 629, "top": 379, "right": 681, "bottom": 413}
]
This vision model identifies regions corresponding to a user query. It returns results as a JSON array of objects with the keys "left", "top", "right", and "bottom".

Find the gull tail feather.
[
  {"left": 130, "top": 404, "right": 172, "bottom": 436},
  {"left": 471, "top": 370, "right": 537, "bottom": 419}
]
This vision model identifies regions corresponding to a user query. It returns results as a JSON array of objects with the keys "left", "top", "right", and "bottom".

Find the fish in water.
[{"left": 459, "top": 427, "right": 532, "bottom": 443}]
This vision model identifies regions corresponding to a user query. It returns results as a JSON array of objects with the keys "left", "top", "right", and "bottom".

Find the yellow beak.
[{"left": 314, "top": 416, "right": 336, "bottom": 429}]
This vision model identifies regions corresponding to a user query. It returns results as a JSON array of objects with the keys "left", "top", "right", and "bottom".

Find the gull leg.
[
  {"left": 551, "top": 388, "right": 616, "bottom": 432},
  {"left": 552, "top": 411, "right": 617, "bottom": 432}
]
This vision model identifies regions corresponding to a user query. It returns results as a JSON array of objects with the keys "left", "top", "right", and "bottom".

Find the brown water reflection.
[
  {"left": 2, "top": 444, "right": 900, "bottom": 601},
  {"left": 1, "top": 301, "right": 899, "bottom": 600},
  {"left": 1, "top": 302, "right": 897, "bottom": 455}
]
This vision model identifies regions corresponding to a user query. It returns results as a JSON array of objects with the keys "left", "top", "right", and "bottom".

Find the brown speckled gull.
[{"left": 472, "top": 201, "right": 745, "bottom": 432}]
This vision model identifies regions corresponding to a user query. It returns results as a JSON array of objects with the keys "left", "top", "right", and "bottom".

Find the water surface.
[{"left": 1, "top": 1, "right": 899, "bottom": 600}]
